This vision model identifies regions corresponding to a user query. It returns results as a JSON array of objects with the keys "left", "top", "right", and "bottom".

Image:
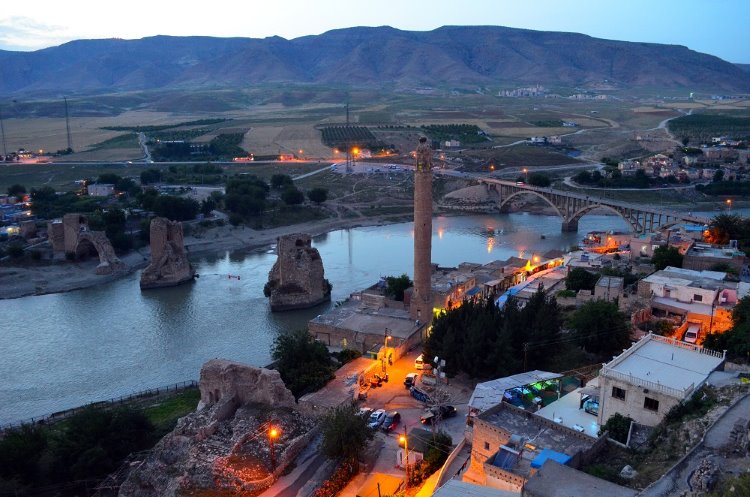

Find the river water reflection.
[{"left": 0, "top": 210, "right": 719, "bottom": 424}]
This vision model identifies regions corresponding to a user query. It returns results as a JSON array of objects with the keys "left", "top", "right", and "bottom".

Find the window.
[
  {"left": 644, "top": 397, "right": 659, "bottom": 411},
  {"left": 484, "top": 442, "right": 490, "bottom": 451},
  {"left": 612, "top": 386, "right": 626, "bottom": 400},
  {"left": 693, "top": 294, "right": 703, "bottom": 302}
]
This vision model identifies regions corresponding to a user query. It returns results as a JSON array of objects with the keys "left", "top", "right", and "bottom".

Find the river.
[{"left": 0, "top": 210, "right": 730, "bottom": 425}]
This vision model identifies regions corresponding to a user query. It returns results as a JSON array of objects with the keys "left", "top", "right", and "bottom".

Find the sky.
[{"left": 1, "top": 0, "right": 748, "bottom": 62}]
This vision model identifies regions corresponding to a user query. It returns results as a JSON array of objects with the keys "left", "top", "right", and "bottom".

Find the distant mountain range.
[{"left": 1, "top": 26, "right": 748, "bottom": 95}]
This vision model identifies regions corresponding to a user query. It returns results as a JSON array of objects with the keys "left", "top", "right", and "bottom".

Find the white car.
[{"left": 367, "top": 409, "right": 386, "bottom": 429}]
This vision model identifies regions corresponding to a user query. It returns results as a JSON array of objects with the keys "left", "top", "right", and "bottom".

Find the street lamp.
[
  {"left": 383, "top": 331, "right": 392, "bottom": 376},
  {"left": 268, "top": 425, "right": 281, "bottom": 471},
  {"left": 399, "top": 430, "right": 409, "bottom": 489},
  {"left": 523, "top": 168, "right": 528, "bottom": 182},
  {"left": 726, "top": 199, "right": 732, "bottom": 212}
]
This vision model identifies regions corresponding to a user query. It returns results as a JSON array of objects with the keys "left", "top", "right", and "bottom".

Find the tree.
[
  {"left": 651, "top": 245, "right": 683, "bottom": 270},
  {"left": 271, "top": 174, "right": 293, "bottom": 189},
  {"left": 565, "top": 268, "right": 599, "bottom": 291},
  {"left": 307, "top": 188, "right": 328, "bottom": 204},
  {"left": 713, "top": 169, "right": 724, "bottom": 182},
  {"left": 152, "top": 195, "right": 200, "bottom": 221},
  {"left": 97, "top": 173, "right": 122, "bottom": 185},
  {"left": 200, "top": 197, "right": 217, "bottom": 216},
  {"left": 528, "top": 173, "right": 551, "bottom": 187},
  {"left": 7, "top": 184, "right": 26, "bottom": 201},
  {"left": 569, "top": 300, "right": 631, "bottom": 356},
  {"left": 140, "top": 169, "right": 162, "bottom": 185},
  {"left": 384, "top": 274, "right": 412, "bottom": 301},
  {"left": 704, "top": 295, "right": 750, "bottom": 360},
  {"left": 281, "top": 187, "right": 304, "bottom": 205},
  {"left": 224, "top": 176, "right": 268, "bottom": 218},
  {"left": 271, "top": 329, "right": 335, "bottom": 397},
  {"left": 320, "top": 403, "right": 374, "bottom": 462},
  {"left": 600, "top": 413, "right": 633, "bottom": 444},
  {"left": 706, "top": 213, "right": 746, "bottom": 246}
]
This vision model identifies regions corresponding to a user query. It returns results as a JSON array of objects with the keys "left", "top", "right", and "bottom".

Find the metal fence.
[{"left": 0, "top": 379, "right": 198, "bottom": 432}]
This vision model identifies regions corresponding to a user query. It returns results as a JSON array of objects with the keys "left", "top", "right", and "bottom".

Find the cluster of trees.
[
  {"left": 7, "top": 184, "right": 26, "bottom": 201},
  {"left": 224, "top": 176, "right": 269, "bottom": 222},
  {"left": 383, "top": 274, "right": 412, "bottom": 301},
  {"left": 0, "top": 407, "right": 157, "bottom": 494},
  {"left": 320, "top": 126, "right": 380, "bottom": 150},
  {"left": 87, "top": 208, "right": 132, "bottom": 252},
  {"left": 139, "top": 188, "right": 200, "bottom": 221},
  {"left": 697, "top": 180, "right": 750, "bottom": 196},
  {"left": 95, "top": 173, "right": 140, "bottom": 196},
  {"left": 668, "top": 113, "right": 750, "bottom": 144},
  {"left": 30, "top": 186, "right": 101, "bottom": 219},
  {"left": 706, "top": 214, "right": 750, "bottom": 255},
  {"left": 421, "top": 124, "right": 488, "bottom": 144},
  {"left": 704, "top": 295, "right": 750, "bottom": 360},
  {"left": 574, "top": 169, "right": 676, "bottom": 189},
  {"left": 271, "top": 329, "right": 336, "bottom": 398},
  {"left": 425, "top": 290, "right": 632, "bottom": 379},
  {"left": 651, "top": 245, "right": 683, "bottom": 270}
]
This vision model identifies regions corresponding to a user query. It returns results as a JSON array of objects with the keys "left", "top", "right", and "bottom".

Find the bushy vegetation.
[
  {"left": 600, "top": 413, "right": 633, "bottom": 444},
  {"left": 151, "top": 195, "right": 200, "bottom": 221},
  {"left": 30, "top": 186, "right": 101, "bottom": 219},
  {"left": 424, "top": 290, "right": 569, "bottom": 378},
  {"left": 703, "top": 295, "right": 750, "bottom": 361},
  {"left": 568, "top": 300, "right": 632, "bottom": 356},
  {"left": 528, "top": 173, "right": 551, "bottom": 187},
  {"left": 668, "top": 112, "right": 750, "bottom": 143},
  {"left": 224, "top": 176, "right": 270, "bottom": 220},
  {"left": 307, "top": 188, "right": 328, "bottom": 204},
  {"left": 320, "top": 126, "right": 381, "bottom": 150},
  {"left": 697, "top": 180, "right": 750, "bottom": 196},
  {"left": 651, "top": 245, "right": 683, "bottom": 270},
  {"left": 566, "top": 267, "right": 599, "bottom": 291},
  {"left": 384, "top": 274, "right": 412, "bottom": 301},
  {"left": 271, "top": 329, "right": 336, "bottom": 398},
  {"left": 421, "top": 124, "right": 488, "bottom": 144},
  {"left": 320, "top": 403, "right": 374, "bottom": 462},
  {"left": 574, "top": 169, "right": 675, "bottom": 189},
  {"left": 102, "top": 118, "right": 229, "bottom": 132}
]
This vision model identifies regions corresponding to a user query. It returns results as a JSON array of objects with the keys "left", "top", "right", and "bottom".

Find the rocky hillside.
[{"left": 1, "top": 26, "right": 749, "bottom": 94}]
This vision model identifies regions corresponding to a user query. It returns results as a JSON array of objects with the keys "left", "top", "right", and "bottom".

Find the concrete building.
[
  {"left": 87, "top": 183, "right": 115, "bottom": 196},
  {"left": 522, "top": 460, "right": 636, "bottom": 497},
  {"left": 683, "top": 242, "right": 746, "bottom": 274},
  {"left": 594, "top": 276, "right": 624, "bottom": 302},
  {"left": 465, "top": 402, "right": 604, "bottom": 493},
  {"left": 638, "top": 266, "right": 745, "bottom": 335},
  {"left": 467, "top": 371, "right": 561, "bottom": 420},
  {"left": 597, "top": 333, "right": 725, "bottom": 427}
]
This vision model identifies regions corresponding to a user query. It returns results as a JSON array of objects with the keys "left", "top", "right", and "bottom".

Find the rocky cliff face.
[
  {"left": 118, "top": 361, "right": 313, "bottom": 497},
  {"left": 264, "top": 233, "right": 331, "bottom": 311},
  {"left": 140, "top": 217, "right": 194, "bottom": 289}
]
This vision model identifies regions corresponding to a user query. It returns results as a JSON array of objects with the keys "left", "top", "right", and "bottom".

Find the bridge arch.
[
  {"left": 569, "top": 204, "right": 640, "bottom": 232},
  {"left": 496, "top": 190, "right": 565, "bottom": 219}
]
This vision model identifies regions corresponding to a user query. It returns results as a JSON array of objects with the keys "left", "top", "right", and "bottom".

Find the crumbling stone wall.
[
  {"left": 265, "top": 233, "right": 331, "bottom": 311},
  {"left": 140, "top": 217, "right": 195, "bottom": 289}
]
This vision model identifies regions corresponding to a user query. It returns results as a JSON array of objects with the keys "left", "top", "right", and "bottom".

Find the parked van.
[{"left": 415, "top": 354, "right": 425, "bottom": 370}]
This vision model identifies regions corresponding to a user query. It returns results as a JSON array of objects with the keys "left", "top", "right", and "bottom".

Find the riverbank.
[{"left": 0, "top": 213, "right": 410, "bottom": 300}]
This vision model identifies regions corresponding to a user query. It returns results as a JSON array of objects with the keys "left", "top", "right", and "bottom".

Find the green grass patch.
[
  {"left": 90, "top": 132, "right": 140, "bottom": 149},
  {"left": 143, "top": 388, "right": 201, "bottom": 433}
]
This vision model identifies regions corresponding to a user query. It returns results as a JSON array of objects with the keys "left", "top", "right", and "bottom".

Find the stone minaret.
[{"left": 410, "top": 137, "right": 433, "bottom": 322}]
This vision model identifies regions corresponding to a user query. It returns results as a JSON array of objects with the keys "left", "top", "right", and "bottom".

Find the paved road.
[{"left": 640, "top": 393, "right": 750, "bottom": 497}]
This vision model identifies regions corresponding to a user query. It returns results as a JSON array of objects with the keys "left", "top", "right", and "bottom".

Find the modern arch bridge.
[{"left": 479, "top": 178, "right": 710, "bottom": 233}]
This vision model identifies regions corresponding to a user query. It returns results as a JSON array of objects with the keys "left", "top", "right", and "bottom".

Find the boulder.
[
  {"left": 264, "top": 233, "right": 331, "bottom": 311},
  {"left": 140, "top": 217, "right": 195, "bottom": 289},
  {"left": 198, "top": 359, "right": 296, "bottom": 411}
]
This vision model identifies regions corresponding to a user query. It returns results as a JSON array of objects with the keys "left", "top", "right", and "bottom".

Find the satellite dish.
[
  {"left": 434, "top": 356, "right": 439, "bottom": 364},
  {"left": 440, "top": 359, "right": 446, "bottom": 368}
]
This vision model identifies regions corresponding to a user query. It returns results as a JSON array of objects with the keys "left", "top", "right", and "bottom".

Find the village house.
[
  {"left": 682, "top": 242, "right": 746, "bottom": 274},
  {"left": 596, "top": 333, "right": 725, "bottom": 427}
]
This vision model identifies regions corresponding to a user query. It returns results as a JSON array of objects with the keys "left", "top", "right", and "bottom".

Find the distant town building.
[{"left": 87, "top": 183, "right": 115, "bottom": 197}]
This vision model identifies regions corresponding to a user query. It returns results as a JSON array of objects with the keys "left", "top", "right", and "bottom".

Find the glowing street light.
[
  {"left": 522, "top": 168, "right": 528, "bottom": 182},
  {"left": 383, "top": 331, "right": 392, "bottom": 376},
  {"left": 726, "top": 199, "right": 732, "bottom": 212},
  {"left": 399, "top": 430, "right": 410, "bottom": 489},
  {"left": 268, "top": 425, "right": 281, "bottom": 471}
]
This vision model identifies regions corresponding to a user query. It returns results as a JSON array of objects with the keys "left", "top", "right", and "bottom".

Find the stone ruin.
[
  {"left": 118, "top": 360, "right": 315, "bottom": 497},
  {"left": 264, "top": 233, "right": 332, "bottom": 311},
  {"left": 140, "top": 217, "right": 195, "bottom": 289},
  {"left": 48, "top": 213, "right": 127, "bottom": 275}
]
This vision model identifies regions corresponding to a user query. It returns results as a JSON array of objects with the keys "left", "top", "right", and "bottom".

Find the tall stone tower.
[{"left": 410, "top": 137, "right": 433, "bottom": 322}]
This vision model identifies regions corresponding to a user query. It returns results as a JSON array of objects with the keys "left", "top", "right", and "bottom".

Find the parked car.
[
  {"left": 404, "top": 373, "right": 418, "bottom": 389},
  {"left": 358, "top": 407, "right": 374, "bottom": 419},
  {"left": 410, "top": 386, "right": 431, "bottom": 403},
  {"left": 420, "top": 405, "right": 458, "bottom": 424},
  {"left": 381, "top": 411, "right": 401, "bottom": 432},
  {"left": 367, "top": 409, "right": 387, "bottom": 429}
]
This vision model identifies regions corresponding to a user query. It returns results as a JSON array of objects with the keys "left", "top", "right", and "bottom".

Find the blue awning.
[
  {"left": 466, "top": 286, "right": 481, "bottom": 297},
  {"left": 530, "top": 449, "right": 571, "bottom": 468}
]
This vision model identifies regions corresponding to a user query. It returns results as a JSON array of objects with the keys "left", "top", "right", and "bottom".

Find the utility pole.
[
  {"left": 523, "top": 342, "right": 529, "bottom": 372},
  {"left": 383, "top": 329, "right": 391, "bottom": 377},
  {"left": 0, "top": 105, "right": 7, "bottom": 158},
  {"left": 399, "top": 428, "right": 409, "bottom": 490},
  {"left": 64, "top": 97, "right": 73, "bottom": 152}
]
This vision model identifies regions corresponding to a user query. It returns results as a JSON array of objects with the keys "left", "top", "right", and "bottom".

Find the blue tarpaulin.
[{"left": 530, "top": 449, "right": 571, "bottom": 468}]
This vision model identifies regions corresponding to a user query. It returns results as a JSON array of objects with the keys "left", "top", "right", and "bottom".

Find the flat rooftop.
[
  {"left": 309, "top": 301, "right": 420, "bottom": 340},
  {"left": 643, "top": 266, "right": 728, "bottom": 291},
  {"left": 604, "top": 334, "right": 725, "bottom": 394},
  {"left": 523, "top": 460, "right": 637, "bottom": 497},
  {"left": 478, "top": 403, "right": 596, "bottom": 478}
]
